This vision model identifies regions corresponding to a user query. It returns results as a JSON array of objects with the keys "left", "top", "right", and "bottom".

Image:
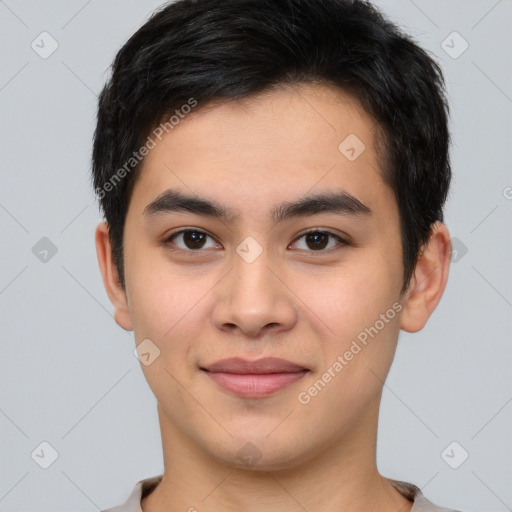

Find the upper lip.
[{"left": 201, "top": 357, "right": 308, "bottom": 374}]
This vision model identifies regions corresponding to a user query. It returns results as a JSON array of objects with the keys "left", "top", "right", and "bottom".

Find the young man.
[{"left": 92, "top": 0, "right": 459, "bottom": 510}]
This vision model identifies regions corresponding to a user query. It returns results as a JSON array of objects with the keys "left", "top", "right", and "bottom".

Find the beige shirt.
[{"left": 102, "top": 475, "right": 462, "bottom": 512}]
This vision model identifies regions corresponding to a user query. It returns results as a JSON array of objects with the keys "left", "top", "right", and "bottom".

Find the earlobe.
[
  {"left": 400, "top": 221, "right": 452, "bottom": 333},
  {"left": 95, "top": 221, "right": 133, "bottom": 331}
]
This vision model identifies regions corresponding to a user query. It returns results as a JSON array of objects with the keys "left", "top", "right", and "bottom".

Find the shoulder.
[
  {"left": 100, "top": 475, "right": 162, "bottom": 512},
  {"left": 388, "top": 478, "right": 465, "bottom": 512}
]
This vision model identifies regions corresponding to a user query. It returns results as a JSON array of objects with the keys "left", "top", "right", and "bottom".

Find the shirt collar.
[{"left": 110, "top": 474, "right": 456, "bottom": 512}]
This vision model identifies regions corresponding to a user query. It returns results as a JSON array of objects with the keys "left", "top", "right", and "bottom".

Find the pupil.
[
  {"left": 185, "top": 231, "right": 205, "bottom": 249},
  {"left": 307, "top": 232, "right": 327, "bottom": 250}
]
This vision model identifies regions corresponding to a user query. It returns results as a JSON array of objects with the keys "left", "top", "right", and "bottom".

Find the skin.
[{"left": 96, "top": 83, "right": 451, "bottom": 512}]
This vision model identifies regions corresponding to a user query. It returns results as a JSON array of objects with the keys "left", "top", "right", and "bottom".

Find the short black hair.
[{"left": 91, "top": 0, "right": 451, "bottom": 296}]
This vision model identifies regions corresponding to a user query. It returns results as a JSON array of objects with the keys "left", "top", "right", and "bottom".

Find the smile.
[
  {"left": 202, "top": 369, "right": 310, "bottom": 399},
  {"left": 200, "top": 357, "right": 311, "bottom": 398}
]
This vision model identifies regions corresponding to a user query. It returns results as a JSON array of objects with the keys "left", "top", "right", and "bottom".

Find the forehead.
[
  {"left": 129, "top": 83, "right": 393, "bottom": 221},
  {"left": 160, "top": 83, "right": 380, "bottom": 160}
]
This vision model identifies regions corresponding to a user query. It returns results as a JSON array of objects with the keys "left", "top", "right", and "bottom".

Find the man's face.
[{"left": 120, "top": 84, "right": 405, "bottom": 468}]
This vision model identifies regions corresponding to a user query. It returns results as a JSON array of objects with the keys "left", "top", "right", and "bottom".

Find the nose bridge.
[
  {"left": 230, "top": 238, "right": 279, "bottom": 308},
  {"left": 211, "top": 236, "right": 297, "bottom": 336}
]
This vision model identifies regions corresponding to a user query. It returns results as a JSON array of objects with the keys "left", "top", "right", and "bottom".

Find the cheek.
[
  {"left": 125, "top": 247, "right": 215, "bottom": 372},
  {"left": 126, "top": 264, "right": 205, "bottom": 410},
  {"left": 298, "top": 311, "right": 401, "bottom": 432},
  {"left": 307, "top": 254, "right": 401, "bottom": 331},
  {"left": 300, "top": 257, "right": 402, "bottom": 388},
  {"left": 124, "top": 241, "right": 200, "bottom": 338}
]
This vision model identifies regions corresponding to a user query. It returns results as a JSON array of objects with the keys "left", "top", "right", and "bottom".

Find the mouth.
[{"left": 200, "top": 357, "right": 310, "bottom": 399}]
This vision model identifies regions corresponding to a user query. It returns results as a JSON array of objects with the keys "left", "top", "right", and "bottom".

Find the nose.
[{"left": 211, "top": 248, "right": 298, "bottom": 338}]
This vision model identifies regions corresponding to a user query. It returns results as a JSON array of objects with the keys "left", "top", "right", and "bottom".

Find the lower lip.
[{"left": 203, "top": 370, "right": 309, "bottom": 398}]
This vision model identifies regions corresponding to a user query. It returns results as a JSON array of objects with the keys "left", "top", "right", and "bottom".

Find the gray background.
[{"left": 1, "top": 0, "right": 511, "bottom": 510}]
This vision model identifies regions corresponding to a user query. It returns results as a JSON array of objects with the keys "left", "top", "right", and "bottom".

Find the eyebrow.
[{"left": 143, "top": 188, "right": 372, "bottom": 223}]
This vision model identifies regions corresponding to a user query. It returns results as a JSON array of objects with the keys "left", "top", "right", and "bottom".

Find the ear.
[
  {"left": 400, "top": 221, "right": 452, "bottom": 333},
  {"left": 95, "top": 221, "right": 133, "bottom": 331}
]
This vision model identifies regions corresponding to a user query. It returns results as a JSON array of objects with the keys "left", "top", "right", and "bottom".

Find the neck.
[{"left": 142, "top": 397, "right": 412, "bottom": 512}]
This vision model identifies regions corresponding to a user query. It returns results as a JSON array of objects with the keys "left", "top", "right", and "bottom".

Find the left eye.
[
  {"left": 164, "top": 229, "right": 346, "bottom": 253},
  {"left": 291, "top": 230, "right": 346, "bottom": 252}
]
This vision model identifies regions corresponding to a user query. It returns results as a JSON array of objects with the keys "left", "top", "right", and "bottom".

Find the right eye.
[{"left": 164, "top": 228, "right": 221, "bottom": 253}]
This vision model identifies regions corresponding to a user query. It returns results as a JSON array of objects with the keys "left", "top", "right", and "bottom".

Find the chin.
[{"left": 208, "top": 434, "right": 313, "bottom": 472}]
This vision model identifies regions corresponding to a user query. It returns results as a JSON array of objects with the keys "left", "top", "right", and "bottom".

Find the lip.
[
  {"left": 202, "top": 357, "right": 308, "bottom": 374},
  {"left": 201, "top": 357, "right": 310, "bottom": 399}
]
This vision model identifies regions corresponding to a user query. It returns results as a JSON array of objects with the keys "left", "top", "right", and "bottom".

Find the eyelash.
[{"left": 163, "top": 228, "right": 348, "bottom": 256}]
